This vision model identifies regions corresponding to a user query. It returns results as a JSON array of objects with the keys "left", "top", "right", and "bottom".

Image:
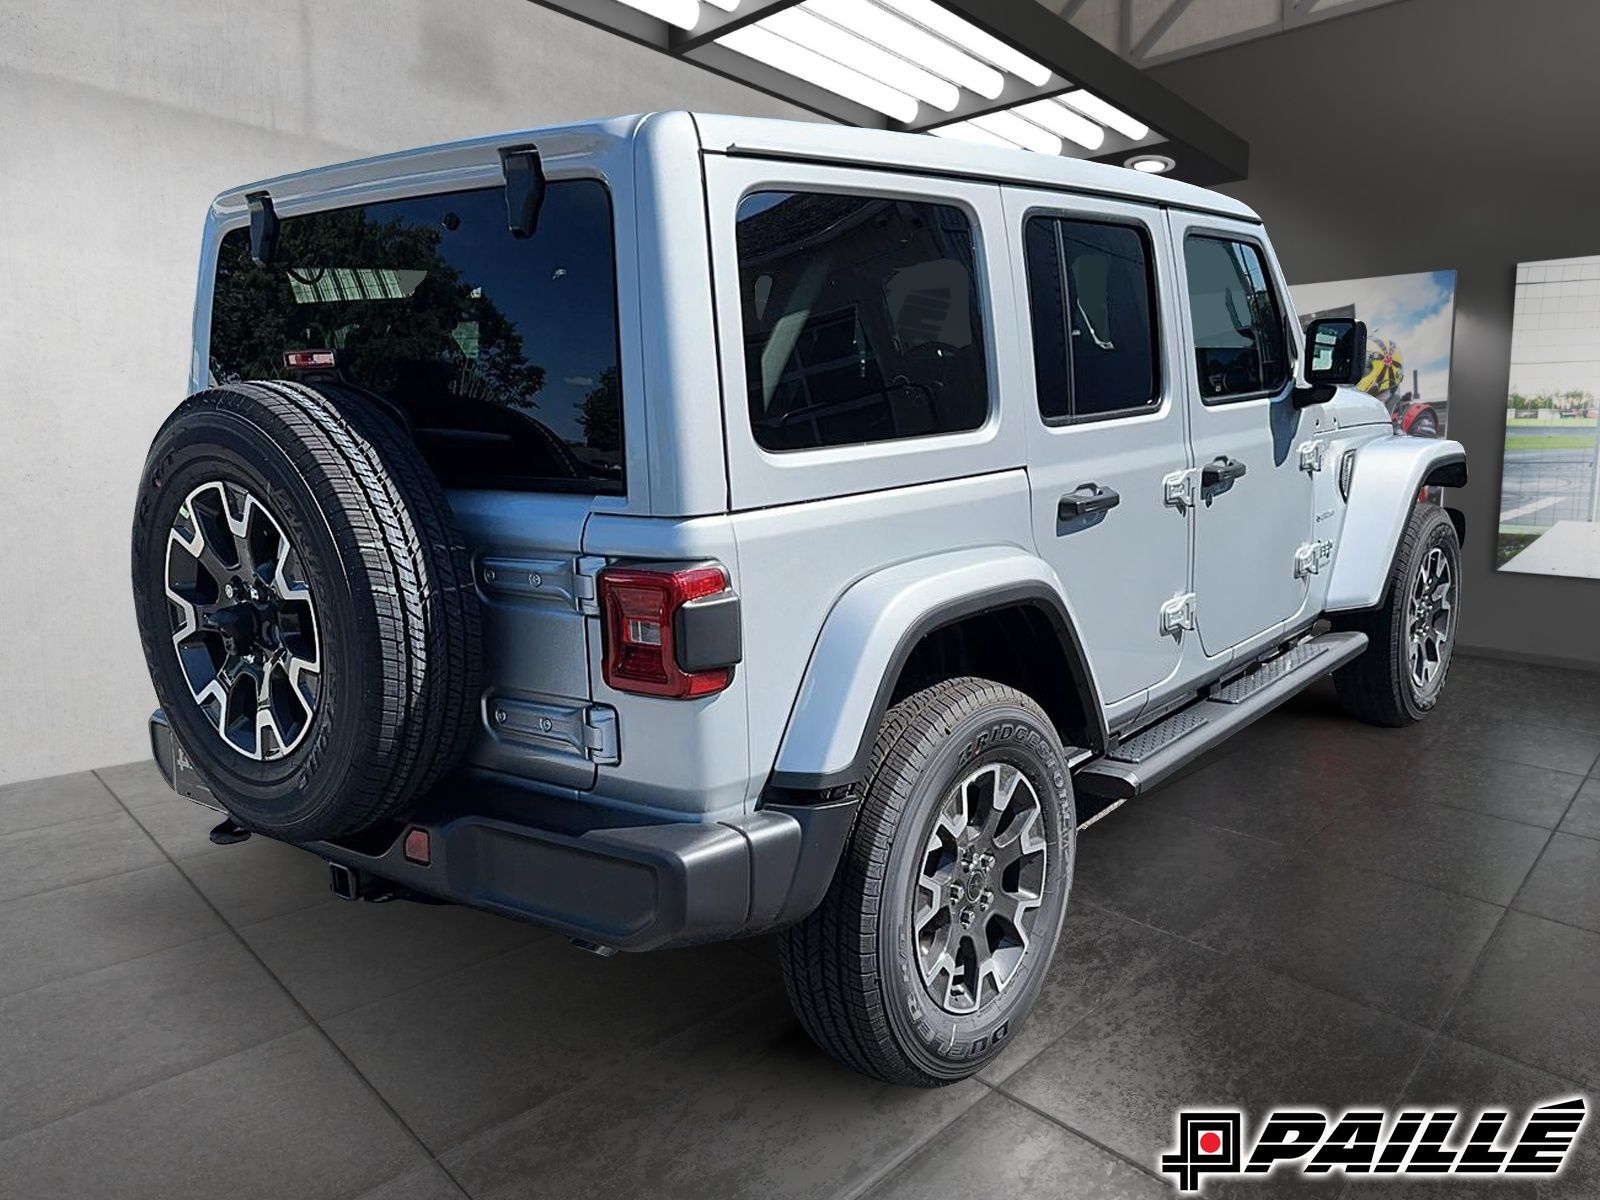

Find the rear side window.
[
  {"left": 209, "top": 181, "right": 624, "bottom": 494},
  {"left": 736, "top": 190, "right": 990, "bottom": 453},
  {"left": 1024, "top": 216, "right": 1160, "bottom": 421},
  {"left": 1183, "top": 235, "right": 1289, "bottom": 403}
]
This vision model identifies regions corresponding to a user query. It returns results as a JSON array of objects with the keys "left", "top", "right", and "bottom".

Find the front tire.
[
  {"left": 1333, "top": 503, "right": 1461, "bottom": 726},
  {"left": 779, "top": 678, "right": 1075, "bottom": 1086}
]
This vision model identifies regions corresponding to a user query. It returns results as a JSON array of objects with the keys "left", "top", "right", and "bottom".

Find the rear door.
[
  {"left": 1002, "top": 187, "right": 1192, "bottom": 716},
  {"left": 1169, "top": 215, "right": 1315, "bottom": 657},
  {"left": 204, "top": 153, "right": 639, "bottom": 790}
]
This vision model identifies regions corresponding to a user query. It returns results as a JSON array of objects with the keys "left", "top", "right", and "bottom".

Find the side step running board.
[{"left": 1075, "top": 631, "right": 1369, "bottom": 800}]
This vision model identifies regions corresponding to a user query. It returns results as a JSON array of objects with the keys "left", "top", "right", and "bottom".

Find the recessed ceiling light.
[{"left": 1126, "top": 154, "right": 1175, "bottom": 174}]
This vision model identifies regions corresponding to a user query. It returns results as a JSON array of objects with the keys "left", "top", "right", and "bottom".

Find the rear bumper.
[{"left": 150, "top": 710, "right": 855, "bottom": 951}]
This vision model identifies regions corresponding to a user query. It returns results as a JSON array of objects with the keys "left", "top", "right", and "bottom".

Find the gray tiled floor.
[{"left": 0, "top": 655, "right": 1596, "bottom": 1199}]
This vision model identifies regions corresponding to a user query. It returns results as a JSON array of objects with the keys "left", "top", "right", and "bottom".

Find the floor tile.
[
  {"left": 443, "top": 993, "right": 987, "bottom": 1200},
  {"left": 1446, "top": 911, "right": 1600, "bottom": 1088},
  {"left": 0, "top": 813, "right": 165, "bottom": 903},
  {"left": 1003, "top": 942, "right": 1429, "bottom": 1199},
  {"left": 0, "top": 864, "right": 223, "bottom": 998},
  {"left": 1142, "top": 750, "right": 1355, "bottom": 847},
  {"left": 1306, "top": 800, "right": 1550, "bottom": 905},
  {"left": 178, "top": 835, "right": 333, "bottom": 928},
  {"left": 1386, "top": 748, "right": 1585, "bottom": 829},
  {"left": 1071, "top": 803, "right": 1290, "bottom": 935},
  {"left": 864, "top": 1091, "right": 1166, "bottom": 1200},
  {"left": 94, "top": 760, "right": 179, "bottom": 810},
  {"left": 0, "top": 771, "right": 120, "bottom": 835},
  {"left": 0, "top": 1029, "right": 425, "bottom": 1200},
  {"left": 354, "top": 1165, "right": 469, "bottom": 1200},
  {"left": 0, "top": 932, "right": 303, "bottom": 1140},
  {"left": 238, "top": 894, "right": 543, "bottom": 1019},
  {"left": 981, "top": 901, "right": 1183, "bottom": 1084},
  {"left": 325, "top": 936, "right": 779, "bottom": 1151},
  {"left": 1432, "top": 716, "right": 1600, "bottom": 777},
  {"left": 1440, "top": 656, "right": 1600, "bottom": 737},
  {"left": 126, "top": 794, "right": 234, "bottom": 861},
  {"left": 1512, "top": 833, "right": 1600, "bottom": 934},
  {"left": 1192, "top": 853, "right": 1503, "bottom": 1026},
  {"left": 1560, "top": 778, "right": 1600, "bottom": 841},
  {"left": 1345, "top": 1036, "right": 1598, "bottom": 1200}
]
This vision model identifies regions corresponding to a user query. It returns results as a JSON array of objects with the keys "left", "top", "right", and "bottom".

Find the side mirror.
[{"left": 1297, "top": 317, "right": 1367, "bottom": 406}]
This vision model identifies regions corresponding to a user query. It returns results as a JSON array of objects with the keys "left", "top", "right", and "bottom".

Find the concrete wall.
[
  {"left": 1154, "top": 0, "right": 1600, "bottom": 672},
  {"left": 0, "top": 0, "right": 816, "bottom": 784}
]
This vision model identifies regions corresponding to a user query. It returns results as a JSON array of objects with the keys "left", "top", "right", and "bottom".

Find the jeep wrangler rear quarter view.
[{"left": 132, "top": 112, "right": 1467, "bottom": 1086}]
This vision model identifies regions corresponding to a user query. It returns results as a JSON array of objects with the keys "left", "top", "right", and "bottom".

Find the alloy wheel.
[
  {"left": 1407, "top": 545, "right": 1455, "bottom": 692},
  {"left": 164, "top": 480, "right": 321, "bottom": 760},
  {"left": 913, "top": 762, "right": 1049, "bottom": 1015}
]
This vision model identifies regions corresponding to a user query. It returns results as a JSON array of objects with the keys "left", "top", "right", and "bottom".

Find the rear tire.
[
  {"left": 1333, "top": 503, "right": 1460, "bottom": 726},
  {"left": 779, "top": 678, "right": 1075, "bottom": 1086},
  {"left": 131, "top": 380, "right": 482, "bottom": 841}
]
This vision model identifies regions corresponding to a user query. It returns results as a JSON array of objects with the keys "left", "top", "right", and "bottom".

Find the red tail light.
[{"left": 599, "top": 564, "right": 734, "bottom": 698}]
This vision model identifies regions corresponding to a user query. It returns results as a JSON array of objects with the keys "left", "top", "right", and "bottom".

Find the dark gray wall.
[{"left": 1154, "top": 0, "right": 1600, "bottom": 670}]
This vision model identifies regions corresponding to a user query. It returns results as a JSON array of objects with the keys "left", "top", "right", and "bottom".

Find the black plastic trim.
[
  {"left": 498, "top": 144, "right": 547, "bottom": 239},
  {"left": 768, "top": 581, "right": 1106, "bottom": 792},
  {"left": 245, "top": 191, "right": 279, "bottom": 267},
  {"left": 1424, "top": 455, "right": 1468, "bottom": 489},
  {"left": 674, "top": 590, "right": 742, "bottom": 672}
]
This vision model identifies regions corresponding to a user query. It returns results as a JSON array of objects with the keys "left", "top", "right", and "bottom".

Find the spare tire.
[{"left": 131, "top": 380, "right": 482, "bottom": 841}]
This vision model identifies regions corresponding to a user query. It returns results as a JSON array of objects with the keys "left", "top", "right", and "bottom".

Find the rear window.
[
  {"left": 209, "top": 180, "right": 624, "bottom": 493},
  {"left": 736, "top": 190, "right": 990, "bottom": 453}
]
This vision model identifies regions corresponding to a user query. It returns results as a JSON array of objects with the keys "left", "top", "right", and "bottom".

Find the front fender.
[
  {"left": 769, "top": 547, "right": 1104, "bottom": 791},
  {"left": 1325, "top": 436, "right": 1467, "bottom": 611}
]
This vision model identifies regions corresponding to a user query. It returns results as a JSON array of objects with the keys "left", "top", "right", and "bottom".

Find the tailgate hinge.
[
  {"left": 574, "top": 556, "right": 606, "bottom": 616},
  {"left": 1294, "top": 539, "right": 1334, "bottom": 578},
  {"left": 583, "top": 705, "right": 620, "bottom": 766},
  {"left": 1163, "top": 468, "right": 1199, "bottom": 510},
  {"left": 1298, "top": 440, "right": 1328, "bottom": 473},
  {"left": 1159, "top": 592, "right": 1197, "bottom": 636}
]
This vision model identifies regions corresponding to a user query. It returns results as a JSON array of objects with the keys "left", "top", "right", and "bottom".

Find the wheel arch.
[
  {"left": 767, "top": 548, "right": 1106, "bottom": 792},
  {"left": 1325, "top": 437, "right": 1468, "bottom": 613}
]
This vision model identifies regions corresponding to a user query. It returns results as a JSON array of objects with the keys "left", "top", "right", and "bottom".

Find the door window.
[
  {"left": 1183, "top": 236, "right": 1289, "bottom": 402},
  {"left": 736, "top": 191, "right": 990, "bottom": 452},
  {"left": 1024, "top": 216, "right": 1160, "bottom": 422}
]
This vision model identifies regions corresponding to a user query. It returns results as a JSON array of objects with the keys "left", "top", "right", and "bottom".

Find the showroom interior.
[{"left": 1, "top": 0, "right": 1598, "bottom": 1197}]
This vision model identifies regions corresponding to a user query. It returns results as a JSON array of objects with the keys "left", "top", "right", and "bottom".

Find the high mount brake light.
[{"left": 599, "top": 565, "right": 734, "bottom": 698}]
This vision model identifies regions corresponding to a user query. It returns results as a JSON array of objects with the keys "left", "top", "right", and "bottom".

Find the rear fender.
[
  {"left": 769, "top": 547, "right": 1105, "bottom": 791},
  {"left": 1325, "top": 436, "right": 1467, "bottom": 611}
]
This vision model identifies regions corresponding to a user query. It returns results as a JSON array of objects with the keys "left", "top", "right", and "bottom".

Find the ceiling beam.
[
  {"left": 923, "top": 0, "right": 1249, "bottom": 181},
  {"left": 1130, "top": 0, "right": 1197, "bottom": 62},
  {"left": 668, "top": 0, "right": 806, "bottom": 55}
]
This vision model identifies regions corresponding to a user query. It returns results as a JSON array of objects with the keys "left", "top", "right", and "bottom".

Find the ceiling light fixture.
[
  {"left": 615, "top": 0, "right": 700, "bottom": 30},
  {"left": 875, "top": 0, "right": 1052, "bottom": 85},
  {"left": 970, "top": 111, "right": 1062, "bottom": 156},
  {"left": 766, "top": 7, "right": 961, "bottom": 110},
  {"left": 802, "top": 0, "right": 1005, "bottom": 99},
  {"left": 1012, "top": 98, "right": 1105, "bottom": 151},
  {"left": 1125, "top": 153, "right": 1175, "bottom": 174},
  {"left": 928, "top": 121, "right": 1017, "bottom": 150},
  {"left": 1058, "top": 91, "right": 1150, "bottom": 141},
  {"left": 718, "top": 25, "right": 920, "bottom": 122}
]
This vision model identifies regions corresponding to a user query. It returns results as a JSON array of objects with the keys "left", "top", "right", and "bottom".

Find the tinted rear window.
[
  {"left": 736, "top": 191, "right": 990, "bottom": 453},
  {"left": 209, "top": 181, "right": 623, "bottom": 493}
]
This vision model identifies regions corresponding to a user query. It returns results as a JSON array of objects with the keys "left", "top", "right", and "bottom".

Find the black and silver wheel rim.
[
  {"left": 164, "top": 481, "right": 321, "bottom": 760},
  {"left": 913, "top": 762, "right": 1048, "bottom": 1016},
  {"left": 1407, "top": 545, "right": 1455, "bottom": 693}
]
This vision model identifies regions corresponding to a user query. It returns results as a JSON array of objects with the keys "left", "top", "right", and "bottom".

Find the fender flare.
[
  {"left": 768, "top": 547, "right": 1106, "bottom": 791},
  {"left": 1325, "top": 436, "right": 1468, "bottom": 612}
]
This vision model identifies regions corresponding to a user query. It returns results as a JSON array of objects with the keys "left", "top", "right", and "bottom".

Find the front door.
[
  {"left": 1171, "top": 215, "right": 1315, "bottom": 657},
  {"left": 1004, "top": 189, "right": 1191, "bottom": 712}
]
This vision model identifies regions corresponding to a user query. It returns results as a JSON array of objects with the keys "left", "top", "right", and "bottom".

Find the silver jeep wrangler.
[{"left": 133, "top": 112, "right": 1467, "bottom": 1086}]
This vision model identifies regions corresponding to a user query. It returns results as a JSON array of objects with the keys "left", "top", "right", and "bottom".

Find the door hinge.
[
  {"left": 1159, "top": 592, "right": 1197, "bottom": 636},
  {"left": 1162, "top": 468, "right": 1198, "bottom": 509},
  {"left": 1298, "top": 440, "right": 1328, "bottom": 473},
  {"left": 574, "top": 555, "right": 606, "bottom": 616},
  {"left": 1294, "top": 539, "right": 1334, "bottom": 578},
  {"left": 583, "top": 705, "right": 620, "bottom": 766}
]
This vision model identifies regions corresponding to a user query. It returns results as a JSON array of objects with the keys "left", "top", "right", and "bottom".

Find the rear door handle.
[
  {"left": 1058, "top": 483, "right": 1121, "bottom": 522},
  {"left": 1201, "top": 455, "right": 1248, "bottom": 488}
]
